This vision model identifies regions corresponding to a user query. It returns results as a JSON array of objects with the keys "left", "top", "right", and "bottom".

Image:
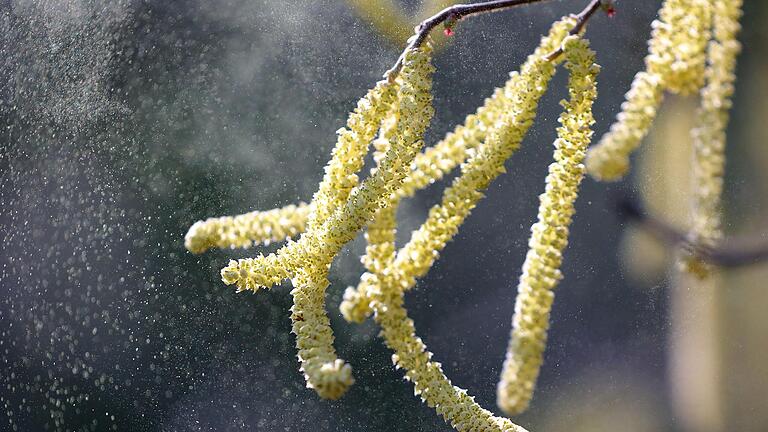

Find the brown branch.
[
  {"left": 384, "top": 0, "right": 605, "bottom": 81},
  {"left": 544, "top": 0, "right": 602, "bottom": 61},
  {"left": 615, "top": 195, "right": 768, "bottom": 269}
]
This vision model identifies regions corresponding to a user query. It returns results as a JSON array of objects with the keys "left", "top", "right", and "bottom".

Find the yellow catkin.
[
  {"left": 340, "top": 17, "right": 576, "bottom": 324},
  {"left": 399, "top": 76, "right": 530, "bottom": 197},
  {"left": 497, "top": 37, "right": 599, "bottom": 416},
  {"left": 218, "top": 46, "right": 435, "bottom": 400},
  {"left": 374, "top": 290, "right": 529, "bottom": 432},
  {"left": 585, "top": 0, "right": 712, "bottom": 181},
  {"left": 584, "top": 71, "right": 664, "bottom": 180},
  {"left": 343, "top": 202, "right": 400, "bottom": 327},
  {"left": 647, "top": 0, "right": 712, "bottom": 95},
  {"left": 341, "top": 111, "right": 402, "bottom": 322},
  {"left": 367, "top": 29, "right": 588, "bottom": 432},
  {"left": 306, "top": 80, "right": 398, "bottom": 231},
  {"left": 682, "top": 0, "right": 742, "bottom": 277},
  {"left": 184, "top": 202, "right": 310, "bottom": 254},
  {"left": 289, "top": 267, "right": 355, "bottom": 399}
]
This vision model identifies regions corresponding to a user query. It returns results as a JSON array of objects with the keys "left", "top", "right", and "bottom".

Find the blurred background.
[{"left": 1, "top": 0, "right": 767, "bottom": 431}]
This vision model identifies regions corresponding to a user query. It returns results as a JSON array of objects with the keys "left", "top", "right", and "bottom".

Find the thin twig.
[
  {"left": 544, "top": 0, "right": 602, "bottom": 61},
  {"left": 615, "top": 195, "right": 768, "bottom": 268},
  {"left": 383, "top": 0, "right": 550, "bottom": 81},
  {"left": 384, "top": 0, "right": 604, "bottom": 81}
]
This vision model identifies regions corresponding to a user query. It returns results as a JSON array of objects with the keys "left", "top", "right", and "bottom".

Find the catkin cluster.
[
  {"left": 341, "top": 16, "right": 577, "bottom": 324},
  {"left": 371, "top": 31, "right": 599, "bottom": 432},
  {"left": 183, "top": 0, "right": 742, "bottom": 429},
  {"left": 183, "top": 17, "right": 576, "bottom": 261},
  {"left": 185, "top": 14, "right": 597, "bottom": 430},
  {"left": 585, "top": 0, "right": 713, "bottom": 181},
  {"left": 213, "top": 46, "right": 435, "bottom": 400}
]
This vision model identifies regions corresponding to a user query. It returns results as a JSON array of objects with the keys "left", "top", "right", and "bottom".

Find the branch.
[
  {"left": 544, "top": 0, "right": 602, "bottom": 61},
  {"left": 615, "top": 194, "right": 768, "bottom": 269},
  {"left": 384, "top": 0, "right": 606, "bottom": 81}
]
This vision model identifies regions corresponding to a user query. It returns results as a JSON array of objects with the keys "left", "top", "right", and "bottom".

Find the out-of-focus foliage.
[{"left": 345, "top": 0, "right": 459, "bottom": 47}]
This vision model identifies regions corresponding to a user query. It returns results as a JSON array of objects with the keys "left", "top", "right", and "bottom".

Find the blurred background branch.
[{"left": 616, "top": 194, "right": 768, "bottom": 268}]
